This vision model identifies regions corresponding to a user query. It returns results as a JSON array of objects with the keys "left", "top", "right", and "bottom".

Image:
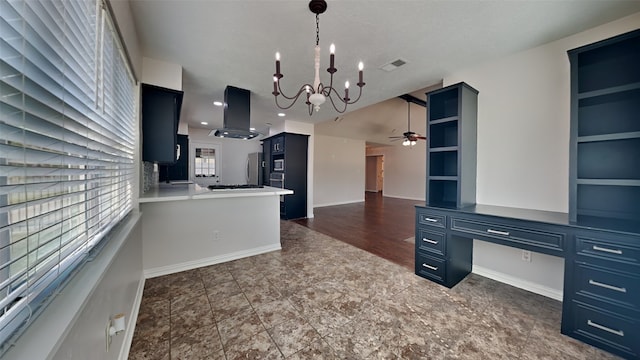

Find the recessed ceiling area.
[{"left": 128, "top": 0, "right": 640, "bottom": 141}]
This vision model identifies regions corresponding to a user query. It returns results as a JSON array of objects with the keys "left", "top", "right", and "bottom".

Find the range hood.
[{"left": 210, "top": 86, "right": 260, "bottom": 139}]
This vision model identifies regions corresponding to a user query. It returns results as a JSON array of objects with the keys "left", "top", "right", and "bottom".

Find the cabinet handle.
[
  {"left": 487, "top": 229, "right": 510, "bottom": 236},
  {"left": 587, "top": 320, "right": 624, "bottom": 337},
  {"left": 422, "top": 263, "right": 438, "bottom": 271},
  {"left": 592, "top": 245, "right": 623, "bottom": 255},
  {"left": 424, "top": 217, "right": 439, "bottom": 223},
  {"left": 588, "top": 279, "right": 627, "bottom": 293},
  {"left": 422, "top": 238, "right": 439, "bottom": 245}
]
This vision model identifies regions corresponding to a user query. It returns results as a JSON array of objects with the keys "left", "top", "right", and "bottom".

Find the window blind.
[{"left": 0, "top": 0, "right": 135, "bottom": 352}]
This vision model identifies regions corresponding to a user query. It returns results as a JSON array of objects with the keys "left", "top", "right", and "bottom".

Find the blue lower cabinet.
[{"left": 565, "top": 301, "right": 639, "bottom": 359}]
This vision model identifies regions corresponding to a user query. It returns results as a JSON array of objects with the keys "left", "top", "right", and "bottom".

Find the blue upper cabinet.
[
  {"left": 141, "top": 83, "right": 184, "bottom": 164},
  {"left": 426, "top": 82, "right": 478, "bottom": 209},
  {"left": 568, "top": 29, "right": 640, "bottom": 230}
]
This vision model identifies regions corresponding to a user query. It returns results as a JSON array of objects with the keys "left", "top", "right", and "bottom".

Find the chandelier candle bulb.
[
  {"left": 329, "top": 43, "right": 336, "bottom": 72},
  {"left": 358, "top": 61, "right": 364, "bottom": 85},
  {"left": 272, "top": 76, "right": 278, "bottom": 95},
  {"left": 344, "top": 81, "right": 350, "bottom": 101},
  {"left": 275, "top": 52, "right": 281, "bottom": 76}
]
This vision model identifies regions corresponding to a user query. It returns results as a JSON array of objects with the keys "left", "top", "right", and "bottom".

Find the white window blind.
[{"left": 0, "top": 0, "right": 135, "bottom": 352}]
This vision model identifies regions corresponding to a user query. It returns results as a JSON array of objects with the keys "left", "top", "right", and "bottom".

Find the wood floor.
[{"left": 293, "top": 191, "right": 420, "bottom": 270}]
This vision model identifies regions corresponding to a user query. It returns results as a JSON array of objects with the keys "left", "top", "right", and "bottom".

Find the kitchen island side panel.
[{"left": 141, "top": 195, "right": 281, "bottom": 277}]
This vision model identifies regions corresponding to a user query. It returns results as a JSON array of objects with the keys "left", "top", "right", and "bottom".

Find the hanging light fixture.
[{"left": 272, "top": 0, "right": 365, "bottom": 115}]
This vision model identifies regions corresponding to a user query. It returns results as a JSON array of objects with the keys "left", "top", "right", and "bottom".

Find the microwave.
[{"left": 274, "top": 159, "right": 284, "bottom": 171}]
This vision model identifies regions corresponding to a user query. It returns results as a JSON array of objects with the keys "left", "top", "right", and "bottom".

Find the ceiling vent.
[{"left": 380, "top": 58, "right": 407, "bottom": 72}]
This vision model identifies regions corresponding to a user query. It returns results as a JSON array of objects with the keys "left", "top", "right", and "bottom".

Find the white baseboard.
[
  {"left": 313, "top": 199, "right": 364, "bottom": 208},
  {"left": 382, "top": 194, "right": 425, "bottom": 201},
  {"left": 472, "top": 265, "right": 563, "bottom": 301},
  {"left": 143, "top": 244, "right": 282, "bottom": 279},
  {"left": 119, "top": 275, "right": 145, "bottom": 360}
]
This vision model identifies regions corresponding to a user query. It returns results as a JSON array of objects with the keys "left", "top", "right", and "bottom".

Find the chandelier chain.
[{"left": 316, "top": 13, "right": 320, "bottom": 46}]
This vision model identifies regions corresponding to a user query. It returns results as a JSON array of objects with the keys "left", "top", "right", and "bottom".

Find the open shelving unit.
[
  {"left": 426, "top": 82, "right": 478, "bottom": 208},
  {"left": 568, "top": 28, "right": 640, "bottom": 225}
]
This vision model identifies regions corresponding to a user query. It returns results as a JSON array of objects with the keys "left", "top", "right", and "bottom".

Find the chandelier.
[{"left": 272, "top": 0, "right": 365, "bottom": 115}]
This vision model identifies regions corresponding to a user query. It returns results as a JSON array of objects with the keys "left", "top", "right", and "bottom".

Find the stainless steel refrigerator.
[{"left": 246, "top": 152, "right": 263, "bottom": 185}]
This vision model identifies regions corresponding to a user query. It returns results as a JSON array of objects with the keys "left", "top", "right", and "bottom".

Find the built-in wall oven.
[
  {"left": 269, "top": 173, "right": 285, "bottom": 202},
  {"left": 269, "top": 172, "right": 284, "bottom": 188}
]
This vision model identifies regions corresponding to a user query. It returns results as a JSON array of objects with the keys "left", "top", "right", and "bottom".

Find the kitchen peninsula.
[{"left": 139, "top": 183, "right": 292, "bottom": 277}]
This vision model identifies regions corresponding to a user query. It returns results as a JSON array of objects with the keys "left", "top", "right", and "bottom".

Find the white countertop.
[{"left": 139, "top": 183, "right": 293, "bottom": 203}]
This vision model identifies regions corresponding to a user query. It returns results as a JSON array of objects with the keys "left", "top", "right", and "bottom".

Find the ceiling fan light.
[
  {"left": 402, "top": 139, "right": 410, "bottom": 146},
  {"left": 410, "top": 140, "right": 417, "bottom": 146}
]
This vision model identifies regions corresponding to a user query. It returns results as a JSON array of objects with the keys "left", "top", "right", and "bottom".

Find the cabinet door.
[
  {"left": 272, "top": 136, "right": 285, "bottom": 154},
  {"left": 141, "top": 84, "right": 184, "bottom": 163},
  {"left": 159, "top": 134, "right": 189, "bottom": 182}
]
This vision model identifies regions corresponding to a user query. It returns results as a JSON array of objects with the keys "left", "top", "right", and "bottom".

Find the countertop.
[{"left": 139, "top": 183, "right": 293, "bottom": 203}]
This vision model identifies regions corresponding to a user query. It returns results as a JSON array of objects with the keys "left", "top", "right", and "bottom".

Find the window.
[
  {"left": 0, "top": 0, "right": 135, "bottom": 352},
  {"left": 195, "top": 147, "right": 216, "bottom": 177}
]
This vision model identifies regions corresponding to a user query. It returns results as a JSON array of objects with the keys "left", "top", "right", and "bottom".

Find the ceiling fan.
[{"left": 389, "top": 94, "right": 426, "bottom": 146}]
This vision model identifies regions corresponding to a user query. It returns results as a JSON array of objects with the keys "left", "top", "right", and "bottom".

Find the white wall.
[
  {"left": 141, "top": 195, "right": 281, "bottom": 276},
  {"left": 52, "top": 220, "right": 143, "bottom": 360},
  {"left": 141, "top": 57, "right": 183, "bottom": 91},
  {"left": 367, "top": 143, "right": 426, "bottom": 201},
  {"left": 188, "top": 128, "right": 262, "bottom": 185},
  {"left": 443, "top": 12, "right": 640, "bottom": 299},
  {"left": 314, "top": 135, "right": 366, "bottom": 207}
]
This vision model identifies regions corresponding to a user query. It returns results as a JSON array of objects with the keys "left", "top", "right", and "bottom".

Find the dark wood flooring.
[{"left": 293, "top": 192, "right": 420, "bottom": 270}]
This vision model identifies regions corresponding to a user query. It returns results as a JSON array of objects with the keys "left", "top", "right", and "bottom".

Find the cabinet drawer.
[
  {"left": 575, "top": 263, "right": 640, "bottom": 313},
  {"left": 451, "top": 218, "right": 564, "bottom": 252},
  {"left": 576, "top": 236, "right": 640, "bottom": 268},
  {"left": 417, "top": 211, "right": 446, "bottom": 228},
  {"left": 569, "top": 302, "right": 639, "bottom": 358},
  {"left": 415, "top": 252, "right": 446, "bottom": 282},
  {"left": 416, "top": 229, "right": 446, "bottom": 256}
]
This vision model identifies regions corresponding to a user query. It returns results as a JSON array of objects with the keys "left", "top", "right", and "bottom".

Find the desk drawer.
[
  {"left": 417, "top": 210, "right": 446, "bottom": 228},
  {"left": 416, "top": 228, "right": 446, "bottom": 256},
  {"left": 451, "top": 218, "right": 564, "bottom": 252},
  {"left": 569, "top": 302, "right": 639, "bottom": 358},
  {"left": 575, "top": 263, "right": 640, "bottom": 313},
  {"left": 576, "top": 236, "right": 640, "bottom": 268},
  {"left": 415, "top": 252, "right": 446, "bottom": 282}
]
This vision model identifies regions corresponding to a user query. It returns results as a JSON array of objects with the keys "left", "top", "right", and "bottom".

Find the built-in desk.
[{"left": 415, "top": 204, "right": 640, "bottom": 359}]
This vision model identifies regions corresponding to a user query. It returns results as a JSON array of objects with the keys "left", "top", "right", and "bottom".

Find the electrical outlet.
[
  {"left": 521, "top": 250, "right": 532, "bottom": 262},
  {"left": 213, "top": 230, "right": 219, "bottom": 241}
]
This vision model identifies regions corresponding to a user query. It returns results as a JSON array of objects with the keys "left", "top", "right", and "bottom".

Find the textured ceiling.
[{"left": 128, "top": 0, "right": 640, "bottom": 142}]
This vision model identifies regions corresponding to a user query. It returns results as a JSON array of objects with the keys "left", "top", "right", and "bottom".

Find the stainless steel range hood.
[{"left": 210, "top": 86, "right": 260, "bottom": 139}]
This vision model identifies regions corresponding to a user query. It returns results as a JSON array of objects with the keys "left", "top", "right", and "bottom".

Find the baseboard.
[
  {"left": 119, "top": 275, "right": 145, "bottom": 360},
  {"left": 313, "top": 199, "right": 364, "bottom": 208},
  {"left": 143, "top": 244, "right": 282, "bottom": 278},
  {"left": 381, "top": 194, "right": 424, "bottom": 201},
  {"left": 472, "top": 265, "right": 563, "bottom": 301}
]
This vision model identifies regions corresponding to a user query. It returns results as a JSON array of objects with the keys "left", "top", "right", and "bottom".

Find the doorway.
[{"left": 365, "top": 155, "right": 384, "bottom": 193}]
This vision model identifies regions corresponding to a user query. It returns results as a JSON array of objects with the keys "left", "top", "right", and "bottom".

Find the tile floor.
[{"left": 129, "top": 221, "right": 621, "bottom": 359}]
